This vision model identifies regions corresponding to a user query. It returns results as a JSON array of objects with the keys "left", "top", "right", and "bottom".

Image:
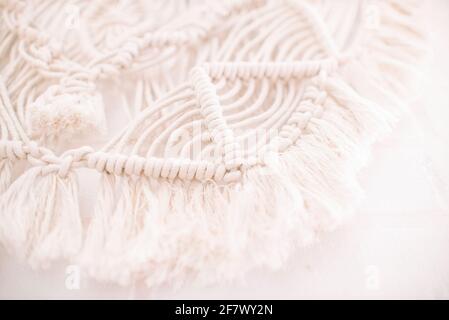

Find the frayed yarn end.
[{"left": 0, "top": 167, "right": 83, "bottom": 269}]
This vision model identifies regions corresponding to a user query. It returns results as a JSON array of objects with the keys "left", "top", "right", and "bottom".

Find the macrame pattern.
[{"left": 0, "top": 0, "right": 426, "bottom": 287}]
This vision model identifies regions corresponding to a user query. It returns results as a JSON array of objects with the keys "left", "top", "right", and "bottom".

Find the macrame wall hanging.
[{"left": 0, "top": 0, "right": 426, "bottom": 287}]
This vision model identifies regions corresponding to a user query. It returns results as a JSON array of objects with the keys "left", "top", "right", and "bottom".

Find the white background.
[{"left": 1, "top": 0, "right": 448, "bottom": 299}]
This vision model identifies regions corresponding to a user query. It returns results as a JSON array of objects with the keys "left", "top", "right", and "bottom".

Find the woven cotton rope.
[{"left": 0, "top": 0, "right": 426, "bottom": 287}]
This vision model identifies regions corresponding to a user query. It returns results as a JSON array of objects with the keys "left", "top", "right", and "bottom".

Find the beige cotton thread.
[{"left": 0, "top": 0, "right": 427, "bottom": 287}]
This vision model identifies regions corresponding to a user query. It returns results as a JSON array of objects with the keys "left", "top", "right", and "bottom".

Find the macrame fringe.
[
  {"left": 0, "top": 0, "right": 428, "bottom": 289},
  {"left": 355, "top": 0, "right": 428, "bottom": 99},
  {"left": 80, "top": 168, "right": 314, "bottom": 287},
  {"left": 274, "top": 75, "right": 395, "bottom": 231},
  {"left": 76, "top": 72, "right": 397, "bottom": 287},
  {"left": 0, "top": 70, "right": 401, "bottom": 286},
  {"left": 0, "top": 159, "right": 13, "bottom": 194},
  {"left": 0, "top": 168, "right": 82, "bottom": 269}
]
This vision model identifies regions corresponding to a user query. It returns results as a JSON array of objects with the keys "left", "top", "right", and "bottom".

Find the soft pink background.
[{"left": 1, "top": 0, "right": 448, "bottom": 299}]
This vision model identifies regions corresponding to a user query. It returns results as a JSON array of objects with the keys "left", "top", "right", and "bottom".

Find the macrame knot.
[
  {"left": 86, "top": 152, "right": 108, "bottom": 172},
  {"left": 23, "top": 38, "right": 62, "bottom": 70},
  {"left": 35, "top": 146, "right": 93, "bottom": 178},
  {"left": 57, "top": 155, "right": 74, "bottom": 178},
  {"left": 191, "top": 66, "right": 241, "bottom": 172},
  {"left": 160, "top": 158, "right": 177, "bottom": 179},
  {"left": 102, "top": 154, "right": 127, "bottom": 175},
  {"left": 123, "top": 155, "right": 145, "bottom": 176},
  {"left": 24, "top": 141, "right": 45, "bottom": 161},
  {"left": 111, "top": 40, "right": 141, "bottom": 69}
]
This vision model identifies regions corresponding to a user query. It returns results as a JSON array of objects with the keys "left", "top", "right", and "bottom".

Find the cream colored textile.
[{"left": 0, "top": 0, "right": 426, "bottom": 287}]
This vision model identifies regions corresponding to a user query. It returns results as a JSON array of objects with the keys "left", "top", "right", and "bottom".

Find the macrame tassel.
[
  {"left": 28, "top": 84, "right": 107, "bottom": 144},
  {"left": 80, "top": 173, "right": 141, "bottom": 285},
  {"left": 0, "top": 159, "right": 13, "bottom": 193},
  {"left": 0, "top": 167, "right": 82, "bottom": 268},
  {"left": 80, "top": 167, "right": 315, "bottom": 287}
]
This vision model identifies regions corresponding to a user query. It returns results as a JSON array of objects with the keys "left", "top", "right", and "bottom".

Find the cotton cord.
[{"left": 0, "top": 0, "right": 427, "bottom": 288}]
